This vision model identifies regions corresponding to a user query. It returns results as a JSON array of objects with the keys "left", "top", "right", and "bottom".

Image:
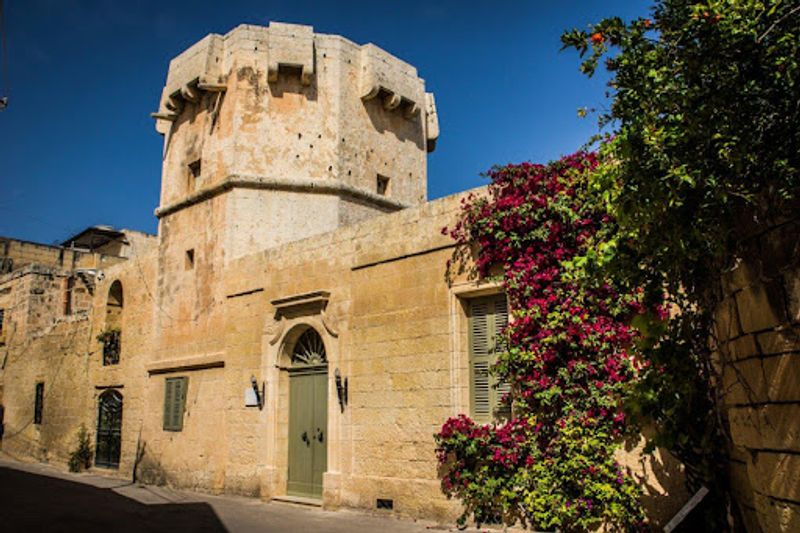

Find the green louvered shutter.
[
  {"left": 469, "top": 295, "right": 510, "bottom": 423},
  {"left": 163, "top": 377, "right": 188, "bottom": 431},
  {"left": 492, "top": 298, "right": 511, "bottom": 420},
  {"left": 470, "top": 299, "right": 492, "bottom": 422}
]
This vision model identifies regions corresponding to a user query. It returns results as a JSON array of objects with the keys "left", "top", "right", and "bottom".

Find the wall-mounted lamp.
[
  {"left": 247, "top": 375, "right": 265, "bottom": 410},
  {"left": 334, "top": 368, "right": 348, "bottom": 413}
]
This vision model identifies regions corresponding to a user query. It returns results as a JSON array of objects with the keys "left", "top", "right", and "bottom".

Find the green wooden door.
[{"left": 288, "top": 368, "right": 328, "bottom": 498}]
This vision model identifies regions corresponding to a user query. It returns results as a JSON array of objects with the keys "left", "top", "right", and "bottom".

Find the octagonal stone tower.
[{"left": 152, "top": 22, "right": 440, "bottom": 262}]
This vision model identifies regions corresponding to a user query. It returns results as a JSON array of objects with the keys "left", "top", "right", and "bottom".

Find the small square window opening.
[
  {"left": 377, "top": 174, "right": 390, "bottom": 196},
  {"left": 187, "top": 159, "right": 201, "bottom": 191}
]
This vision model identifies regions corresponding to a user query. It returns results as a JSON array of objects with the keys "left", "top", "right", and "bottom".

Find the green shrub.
[{"left": 68, "top": 425, "right": 92, "bottom": 473}]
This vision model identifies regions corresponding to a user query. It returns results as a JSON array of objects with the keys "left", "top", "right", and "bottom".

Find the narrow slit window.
[
  {"left": 377, "top": 174, "right": 390, "bottom": 196},
  {"left": 187, "top": 159, "right": 201, "bottom": 191},
  {"left": 185, "top": 249, "right": 195, "bottom": 270},
  {"left": 34, "top": 382, "right": 44, "bottom": 425},
  {"left": 64, "top": 276, "right": 75, "bottom": 315}
]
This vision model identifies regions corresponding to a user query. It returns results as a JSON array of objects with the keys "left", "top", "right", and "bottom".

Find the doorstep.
[{"left": 272, "top": 494, "right": 323, "bottom": 507}]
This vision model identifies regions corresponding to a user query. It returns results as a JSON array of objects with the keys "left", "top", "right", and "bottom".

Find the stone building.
[{"left": 0, "top": 22, "right": 687, "bottom": 526}]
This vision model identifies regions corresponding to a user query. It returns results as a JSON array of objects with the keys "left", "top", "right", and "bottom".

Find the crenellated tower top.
[{"left": 151, "top": 22, "right": 439, "bottom": 260}]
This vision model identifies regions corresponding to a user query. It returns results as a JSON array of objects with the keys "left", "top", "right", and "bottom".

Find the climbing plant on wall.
[
  {"left": 558, "top": 0, "right": 800, "bottom": 527},
  {"left": 436, "top": 153, "right": 655, "bottom": 531},
  {"left": 437, "top": 2, "right": 799, "bottom": 529}
]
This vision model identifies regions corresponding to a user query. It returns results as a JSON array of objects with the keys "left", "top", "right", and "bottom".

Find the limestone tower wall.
[
  {"left": 151, "top": 22, "right": 439, "bottom": 262},
  {"left": 147, "top": 21, "right": 439, "bottom": 378}
]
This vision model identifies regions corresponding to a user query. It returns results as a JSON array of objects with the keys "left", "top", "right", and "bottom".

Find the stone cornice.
[{"left": 154, "top": 174, "right": 410, "bottom": 219}]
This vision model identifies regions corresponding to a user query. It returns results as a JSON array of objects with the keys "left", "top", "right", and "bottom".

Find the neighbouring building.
[{"left": 0, "top": 22, "right": 690, "bottom": 526}]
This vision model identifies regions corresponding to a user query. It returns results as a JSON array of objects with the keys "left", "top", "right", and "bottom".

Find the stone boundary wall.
[{"left": 715, "top": 215, "right": 800, "bottom": 532}]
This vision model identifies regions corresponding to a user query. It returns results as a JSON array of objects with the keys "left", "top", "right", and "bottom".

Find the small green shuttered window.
[
  {"left": 163, "top": 377, "right": 188, "bottom": 431},
  {"left": 469, "top": 295, "right": 510, "bottom": 423}
]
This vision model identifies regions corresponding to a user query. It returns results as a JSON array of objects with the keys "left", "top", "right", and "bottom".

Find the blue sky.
[{"left": 0, "top": 0, "right": 651, "bottom": 244}]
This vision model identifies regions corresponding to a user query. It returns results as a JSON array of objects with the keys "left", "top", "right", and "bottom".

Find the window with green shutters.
[
  {"left": 469, "top": 294, "right": 510, "bottom": 423},
  {"left": 163, "top": 377, "right": 188, "bottom": 431}
]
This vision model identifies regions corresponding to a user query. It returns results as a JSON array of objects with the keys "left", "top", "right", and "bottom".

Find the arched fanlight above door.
[{"left": 291, "top": 328, "right": 327, "bottom": 367}]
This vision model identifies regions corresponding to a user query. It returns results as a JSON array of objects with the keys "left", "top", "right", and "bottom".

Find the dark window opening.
[
  {"left": 64, "top": 276, "right": 75, "bottom": 315},
  {"left": 34, "top": 382, "right": 44, "bottom": 425},
  {"left": 376, "top": 498, "right": 394, "bottom": 510},
  {"left": 95, "top": 390, "right": 123, "bottom": 469},
  {"left": 377, "top": 174, "right": 390, "bottom": 196},
  {"left": 0, "top": 308, "right": 4, "bottom": 333},
  {"left": 185, "top": 249, "right": 195, "bottom": 270},
  {"left": 187, "top": 159, "right": 201, "bottom": 191},
  {"left": 103, "top": 281, "right": 123, "bottom": 365},
  {"left": 101, "top": 330, "right": 121, "bottom": 366}
]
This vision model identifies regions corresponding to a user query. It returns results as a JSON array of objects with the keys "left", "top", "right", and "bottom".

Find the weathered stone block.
[
  {"left": 784, "top": 267, "right": 800, "bottom": 324},
  {"left": 757, "top": 326, "right": 800, "bottom": 355},
  {"left": 721, "top": 353, "right": 800, "bottom": 405},
  {"left": 722, "top": 257, "right": 759, "bottom": 296},
  {"left": 754, "top": 491, "right": 800, "bottom": 532},
  {"left": 735, "top": 281, "right": 788, "bottom": 333},
  {"left": 729, "top": 404, "right": 800, "bottom": 452},
  {"left": 748, "top": 452, "right": 800, "bottom": 503},
  {"left": 730, "top": 459, "right": 756, "bottom": 507},
  {"left": 714, "top": 296, "right": 742, "bottom": 341},
  {"left": 722, "top": 334, "right": 759, "bottom": 362}
]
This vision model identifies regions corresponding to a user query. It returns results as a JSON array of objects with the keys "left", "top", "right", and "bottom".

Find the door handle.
[
  {"left": 316, "top": 428, "right": 323, "bottom": 443},
  {"left": 301, "top": 431, "right": 310, "bottom": 446}
]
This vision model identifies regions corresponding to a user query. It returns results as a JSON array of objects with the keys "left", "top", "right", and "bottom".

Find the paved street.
[{"left": 0, "top": 456, "right": 464, "bottom": 533}]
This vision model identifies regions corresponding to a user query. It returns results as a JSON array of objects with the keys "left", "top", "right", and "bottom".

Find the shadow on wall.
[
  {"left": 0, "top": 467, "right": 227, "bottom": 532},
  {"left": 269, "top": 66, "right": 319, "bottom": 101},
  {"left": 134, "top": 441, "right": 168, "bottom": 487},
  {"left": 363, "top": 96, "right": 424, "bottom": 151},
  {"left": 619, "top": 435, "right": 689, "bottom": 529}
]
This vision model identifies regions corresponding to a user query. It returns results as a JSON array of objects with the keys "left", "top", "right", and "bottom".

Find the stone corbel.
[
  {"left": 165, "top": 92, "right": 183, "bottom": 113},
  {"left": 266, "top": 317, "right": 286, "bottom": 346},
  {"left": 382, "top": 92, "right": 401, "bottom": 111},
  {"left": 403, "top": 101, "right": 420, "bottom": 119},
  {"left": 361, "top": 83, "right": 381, "bottom": 101},
  {"left": 181, "top": 84, "right": 199, "bottom": 103},
  {"left": 198, "top": 76, "right": 227, "bottom": 92},
  {"left": 320, "top": 308, "right": 339, "bottom": 338},
  {"left": 425, "top": 92, "right": 439, "bottom": 153},
  {"left": 268, "top": 63, "right": 313, "bottom": 86}
]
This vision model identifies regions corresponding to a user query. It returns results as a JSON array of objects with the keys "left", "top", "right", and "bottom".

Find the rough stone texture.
[
  {"left": 716, "top": 215, "right": 800, "bottom": 531},
  {"left": 721, "top": 353, "right": 800, "bottom": 405},
  {"left": 0, "top": 21, "right": 682, "bottom": 529},
  {"left": 152, "top": 22, "right": 438, "bottom": 263}
]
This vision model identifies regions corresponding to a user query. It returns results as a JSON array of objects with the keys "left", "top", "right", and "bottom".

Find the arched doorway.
[
  {"left": 287, "top": 327, "right": 328, "bottom": 498},
  {"left": 95, "top": 390, "right": 123, "bottom": 468},
  {"left": 103, "top": 281, "right": 123, "bottom": 366}
]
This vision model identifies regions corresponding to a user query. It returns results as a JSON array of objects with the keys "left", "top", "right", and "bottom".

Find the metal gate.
[{"left": 95, "top": 390, "right": 123, "bottom": 468}]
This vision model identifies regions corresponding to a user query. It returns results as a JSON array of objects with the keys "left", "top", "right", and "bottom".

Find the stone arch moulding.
[
  {"left": 265, "top": 290, "right": 339, "bottom": 348},
  {"left": 106, "top": 279, "right": 124, "bottom": 329},
  {"left": 276, "top": 321, "right": 330, "bottom": 369}
]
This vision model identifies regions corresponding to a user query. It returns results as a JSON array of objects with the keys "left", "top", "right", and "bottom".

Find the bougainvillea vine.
[{"left": 436, "top": 152, "right": 654, "bottom": 531}]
